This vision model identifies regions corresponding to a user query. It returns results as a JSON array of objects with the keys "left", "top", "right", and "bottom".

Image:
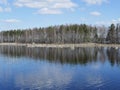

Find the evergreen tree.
[{"left": 106, "top": 24, "right": 116, "bottom": 43}]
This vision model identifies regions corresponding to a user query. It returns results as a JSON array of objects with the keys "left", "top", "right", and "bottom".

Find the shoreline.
[{"left": 0, "top": 43, "right": 120, "bottom": 48}]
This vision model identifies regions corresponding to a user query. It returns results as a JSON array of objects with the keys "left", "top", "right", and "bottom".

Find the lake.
[{"left": 0, "top": 46, "right": 120, "bottom": 90}]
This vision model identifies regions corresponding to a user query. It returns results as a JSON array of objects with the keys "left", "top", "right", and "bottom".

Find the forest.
[{"left": 0, "top": 23, "right": 120, "bottom": 44}]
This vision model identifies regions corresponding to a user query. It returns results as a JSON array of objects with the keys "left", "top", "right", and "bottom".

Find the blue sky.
[{"left": 0, "top": 0, "right": 120, "bottom": 30}]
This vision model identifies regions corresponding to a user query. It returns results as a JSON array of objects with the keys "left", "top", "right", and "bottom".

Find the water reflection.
[
  {"left": 107, "top": 47, "right": 120, "bottom": 66},
  {"left": 0, "top": 59, "right": 74, "bottom": 90},
  {"left": 0, "top": 46, "right": 120, "bottom": 66},
  {"left": 0, "top": 46, "right": 120, "bottom": 90},
  {"left": 14, "top": 64, "right": 73, "bottom": 90}
]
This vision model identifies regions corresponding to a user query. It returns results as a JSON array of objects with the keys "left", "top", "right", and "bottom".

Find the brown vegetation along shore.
[{"left": 0, "top": 43, "right": 120, "bottom": 48}]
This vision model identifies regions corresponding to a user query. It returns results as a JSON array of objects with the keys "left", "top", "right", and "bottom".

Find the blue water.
[{"left": 0, "top": 46, "right": 120, "bottom": 90}]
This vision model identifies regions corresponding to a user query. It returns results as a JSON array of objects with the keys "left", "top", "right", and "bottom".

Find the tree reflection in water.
[{"left": 0, "top": 46, "right": 119, "bottom": 66}]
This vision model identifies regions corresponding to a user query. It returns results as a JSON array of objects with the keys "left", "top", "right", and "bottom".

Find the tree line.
[{"left": 0, "top": 23, "right": 120, "bottom": 44}]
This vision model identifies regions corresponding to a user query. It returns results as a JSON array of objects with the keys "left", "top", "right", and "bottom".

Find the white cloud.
[
  {"left": 37, "top": 8, "right": 62, "bottom": 14},
  {"left": 14, "top": 0, "right": 77, "bottom": 14},
  {"left": 83, "top": 0, "right": 109, "bottom": 5},
  {"left": 95, "top": 18, "right": 120, "bottom": 25},
  {"left": 0, "top": 6, "right": 11, "bottom": 12},
  {"left": 90, "top": 11, "right": 101, "bottom": 16},
  {"left": 2, "top": 19, "right": 21, "bottom": 23},
  {"left": 0, "top": 7, "right": 3, "bottom": 12},
  {"left": 79, "top": 7, "right": 86, "bottom": 11},
  {"left": 52, "top": 1, "right": 76, "bottom": 9},
  {"left": 95, "top": 21, "right": 110, "bottom": 25},
  {"left": 111, "top": 18, "right": 120, "bottom": 24},
  {"left": 0, "top": 0, "right": 11, "bottom": 12},
  {"left": 112, "top": 19, "right": 117, "bottom": 23},
  {"left": 0, "top": 0, "right": 8, "bottom": 5},
  {"left": 4, "top": 7, "right": 11, "bottom": 12},
  {"left": 80, "top": 17, "right": 87, "bottom": 23},
  {"left": 118, "top": 18, "right": 120, "bottom": 22}
]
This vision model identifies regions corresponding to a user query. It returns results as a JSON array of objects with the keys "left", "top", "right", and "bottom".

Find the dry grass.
[{"left": 0, "top": 43, "right": 120, "bottom": 48}]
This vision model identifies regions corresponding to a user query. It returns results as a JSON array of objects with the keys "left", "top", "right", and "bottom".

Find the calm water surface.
[{"left": 0, "top": 46, "right": 120, "bottom": 90}]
